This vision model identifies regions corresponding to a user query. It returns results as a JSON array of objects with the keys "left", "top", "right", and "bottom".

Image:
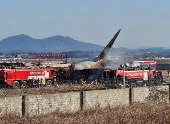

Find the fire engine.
[
  {"left": 58, "top": 61, "right": 163, "bottom": 88},
  {"left": 102, "top": 69, "right": 163, "bottom": 87},
  {"left": 0, "top": 61, "right": 163, "bottom": 89},
  {"left": 0, "top": 68, "right": 56, "bottom": 88}
]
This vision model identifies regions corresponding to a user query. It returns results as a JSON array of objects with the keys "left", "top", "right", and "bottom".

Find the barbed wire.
[{"left": 0, "top": 79, "right": 167, "bottom": 97}]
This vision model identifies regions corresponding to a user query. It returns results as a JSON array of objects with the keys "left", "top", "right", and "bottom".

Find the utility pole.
[{"left": 123, "top": 65, "right": 126, "bottom": 88}]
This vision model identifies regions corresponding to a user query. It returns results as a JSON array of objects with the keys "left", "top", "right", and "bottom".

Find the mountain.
[
  {"left": 0, "top": 34, "right": 105, "bottom": 53},
  {"left": 0, "top": 34, "right": 169, "bottom": 54},
  {"left": 114, "top": 47, "right": 131, "bottom": 52}
]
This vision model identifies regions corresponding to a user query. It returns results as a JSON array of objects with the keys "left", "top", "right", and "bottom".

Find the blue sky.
[{"left": 0, "top": 0, "right": 170, "bottom": 48}]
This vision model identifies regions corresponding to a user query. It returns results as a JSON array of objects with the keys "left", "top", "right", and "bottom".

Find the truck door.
[
  {"left": 143, "top": 72, "right": 148, "bottom": 80},
  {"left": 44, "top": 71, "right": 49, "bottom": 78}
]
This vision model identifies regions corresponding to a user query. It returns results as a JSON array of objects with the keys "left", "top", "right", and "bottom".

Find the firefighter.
[
  {"left": 32, "top": 77, "right": 36, "bottom": 87},
  {"left": 95, "top": 78, "right": 98, "bottom": 85},
  {"left": 81, "top": 78, "right": 84, "bottom": 86},
  {"left": 40, "top": 78, "right": 43, "bottom": 87},
  {"left": 57, "top": 70, "right": 61, "bottom": 82},
  {"left": 53, "top": 71, "right": 57, "bottom": 82},
  {"left": 21, "top": 79, "right": 23, "bottom": 87},
  {"left": 37, "top": 78, "right": 40, "bottom": 88},
  {"left": 28, "top": 79, "right": 33, "bottom": 88}
]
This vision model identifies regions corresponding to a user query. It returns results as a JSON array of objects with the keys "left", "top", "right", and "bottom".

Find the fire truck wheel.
[
  {"left": 136, "top": 81, "right": 143, "bottom": 87},
  {"left": 148, "top": 78, "right": 154, "bottom": 86},
  {"left": 22, "top": 81, "right": 27, "bottom": 88},
  {"left": 46, "top": 80, "right": 52, "bottom": 87},
  {"left": 130, "top": 83, "right": 136, "bottom": 88},
  {"left": 13, "top": 81, "right": 20, "bottom": 89}
]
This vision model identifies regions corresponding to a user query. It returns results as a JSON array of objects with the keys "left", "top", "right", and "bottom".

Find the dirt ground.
[{"left": 0, "top": 84, "right": 105, "bottom": 97}]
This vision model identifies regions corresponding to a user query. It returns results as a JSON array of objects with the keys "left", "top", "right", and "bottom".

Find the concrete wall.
[
  {"left": 83, "top": 88, "right": 129, "bottom": 109},
  {"left": 0, "top": 85, "right": 169, "bottom": 117},
  {"left": 132, "top": 87, "right": 150, "bottom": 103},
  {"left": 25, "top": 92, "right": 80, "bottom": 117},
  {"left": 0, "top": 96, "right": 22, "bottom": 116},
  {"left": 132, "top": 85, "right": 169, "bottom": 103}
]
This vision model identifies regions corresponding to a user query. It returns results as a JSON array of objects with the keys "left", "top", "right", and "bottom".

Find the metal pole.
[
  {"left": 123, "top": 65, "right": 125, "bottom": 88},
  {"left": 22, "top": 95, "right": 25, "bottom": 117}
]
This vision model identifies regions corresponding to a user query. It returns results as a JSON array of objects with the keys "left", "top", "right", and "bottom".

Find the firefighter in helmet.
[
  {"left": 53, "top": 71, "right": 57, "bottom": 82},
  {"left": 40, "top": 78, "right": 43, "bottom": 86},
  {"left": 37, "top": 78, "right": 40, "bottom": 88}
]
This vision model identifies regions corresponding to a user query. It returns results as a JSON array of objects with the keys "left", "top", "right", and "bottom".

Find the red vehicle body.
[
  {"left": 0, "top": 68, "right": 56, "bottom": 87},
  {"left": 102, "top": 69, "right": 155, "bottom": 80},
  {"left": 114, "top": 70, "right": 154, "bottom": 79},
  {"left": 101, "top": 69, "right": 161, "bottom": 87}
]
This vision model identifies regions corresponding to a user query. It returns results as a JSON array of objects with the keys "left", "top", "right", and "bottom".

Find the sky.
[{"left": 0, "top": 0, "right": 170, "bottom": 49}]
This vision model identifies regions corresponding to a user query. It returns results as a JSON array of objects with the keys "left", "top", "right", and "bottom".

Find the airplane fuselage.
[{"left": 74, "top": 60, "right": 102, "bottom": 70}]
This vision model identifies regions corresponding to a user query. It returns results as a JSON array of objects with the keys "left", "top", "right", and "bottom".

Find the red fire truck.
[
  {"left": 0, "top": 68, "right": 56, "bottom": 88},
  {"left": 114, "top": 70, "right": 154, "bottom": 79},
  {"left": 102, "top": 69, "right": 163, "bottom": 87}
]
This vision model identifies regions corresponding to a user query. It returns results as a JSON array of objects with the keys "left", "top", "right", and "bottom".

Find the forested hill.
[
  {"left": 0, "top": 34, "right": 168, "bottom": 54},
  {"left": 0, "top": 34, "right": 105, "bottom": 52}
]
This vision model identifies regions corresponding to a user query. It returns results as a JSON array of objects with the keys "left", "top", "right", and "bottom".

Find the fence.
[
  {"left": 0, "top": 79, "right": 126, "bottom": 97},
  {"left": 0, "top": 85, "right": 169, "bottom": 117},
  {"left": 156, "top": 64, "right": 170, "bottom": 70},
  {"left": 0, "top": 78, "right": 164, "bottom": 97}
]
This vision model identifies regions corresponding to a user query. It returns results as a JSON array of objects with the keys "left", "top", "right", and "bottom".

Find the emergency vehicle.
[
  {"left": 0, "top": 68, "right": 56, "bottom": 88},
  {"left": 102, "top": 69, "right": 163, "bottom": 87}
]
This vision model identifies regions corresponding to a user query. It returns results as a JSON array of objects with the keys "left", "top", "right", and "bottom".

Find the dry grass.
[{"left": 0, "top": 102, "right": 170, "bottom": 124}]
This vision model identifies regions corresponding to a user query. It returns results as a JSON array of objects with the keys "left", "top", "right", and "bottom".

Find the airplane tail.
[{"left": 95, "top": 29, "right": 121, "bottom": 62}]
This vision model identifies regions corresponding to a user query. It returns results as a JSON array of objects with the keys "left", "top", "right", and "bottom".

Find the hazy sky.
[{"left": 0, "top": 0, "right": 170, "bottom": 48}]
